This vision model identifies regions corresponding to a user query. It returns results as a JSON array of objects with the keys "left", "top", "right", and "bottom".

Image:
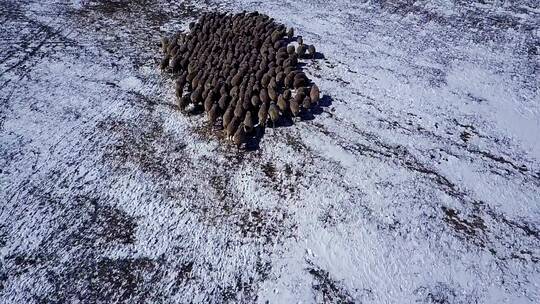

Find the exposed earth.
[{"left": 1, "top": 0, "right": 539, "bottom": 303}]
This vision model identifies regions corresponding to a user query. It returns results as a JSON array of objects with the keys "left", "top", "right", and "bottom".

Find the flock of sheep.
[{"left": 159, "top": 11, "right": 321, "bottom": 147}]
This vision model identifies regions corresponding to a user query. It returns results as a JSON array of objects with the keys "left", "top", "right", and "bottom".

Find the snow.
[{"left": 1, "top": 0, "right": 539, "bottom": 303}]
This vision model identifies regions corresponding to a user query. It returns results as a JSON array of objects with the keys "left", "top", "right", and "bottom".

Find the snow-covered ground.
[{"left": 1, "top": 0, "right": 539, "bottom": 303}]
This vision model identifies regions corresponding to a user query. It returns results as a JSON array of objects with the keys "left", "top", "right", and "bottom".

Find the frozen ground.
[{"left": 1, "top": 0, "right": 539, "bottom": 303}]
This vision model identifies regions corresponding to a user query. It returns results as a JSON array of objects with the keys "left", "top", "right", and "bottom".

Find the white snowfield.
[{"left": 1, "top": 0, "right": 539, "bottom": 303}]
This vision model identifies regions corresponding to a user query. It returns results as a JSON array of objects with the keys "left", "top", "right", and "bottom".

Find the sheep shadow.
[
  {"left": 244, "top": 127, "right": 263, "bottom": 151},
  {"left": 311, "top": 52, "right": 325, "bottom": 60},
  {"left": 243, "top": 93, "right": 333, "bottom": 149},
  {"left": 310, "top": 94, "right": 332, "bottom": 115}
]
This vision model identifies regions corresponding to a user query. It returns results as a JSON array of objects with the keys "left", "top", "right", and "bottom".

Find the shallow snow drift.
[{"left": 0, "top": 0, "right": 539, "bottom": 303}]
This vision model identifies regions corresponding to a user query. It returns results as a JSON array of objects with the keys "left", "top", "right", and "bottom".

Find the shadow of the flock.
[{"left": 159, "top": 10, "right": 332, "bottom": 150}]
